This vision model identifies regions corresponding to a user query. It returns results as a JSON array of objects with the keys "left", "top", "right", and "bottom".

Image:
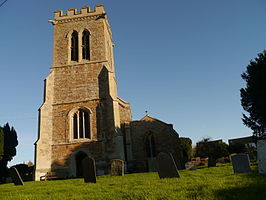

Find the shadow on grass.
[{"left": 214, "top": 169, "right": 266, "bottom": 200}]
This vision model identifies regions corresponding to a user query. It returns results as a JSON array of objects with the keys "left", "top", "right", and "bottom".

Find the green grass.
[{"left": 0, "top": 164, "right": 265, "bottom": 200}]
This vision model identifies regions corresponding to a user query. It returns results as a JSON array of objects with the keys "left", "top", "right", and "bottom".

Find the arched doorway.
[{"left": 75, "top": 151, "right": 88, "bottom": 178}]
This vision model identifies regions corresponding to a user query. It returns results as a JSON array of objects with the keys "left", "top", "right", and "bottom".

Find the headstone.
[
  {"left": 191, "top": 157, "right": 201, "bottom": 166},
  {"left": 257, "top": 139, "right": 266, "bottom": 174},
  {"left": 82, "top": 157, "right": 96, "bottom": 183},
  {"left": 9, "top": 167, "right": 24, "bottom": 186},
  {"left": 157, "top": 152, "right": 180, "bottom": 179},
  {"left": 111, "top": 159, "right": 124, "bottom": 176},
  {"left": 200, "top": 157, "right": 208, "bottom": 166},
  {"left": 231, "top": 153, "right": 251, "bottom": 173},
  {"left": 208, "top": 157, "right": 216, "bottom": 167},
  {"left": 185, "top": 162, "right": 196, "bottom": 170}
]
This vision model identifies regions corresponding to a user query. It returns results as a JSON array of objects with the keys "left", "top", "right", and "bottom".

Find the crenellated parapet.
[{"left": 52, "top": 5, "right": 105, "bottom": 23}]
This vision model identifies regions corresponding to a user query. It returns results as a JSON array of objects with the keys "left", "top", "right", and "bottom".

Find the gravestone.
[
  {"left": 185, "top": 162, "right": 196, "bottom": 170},
  {"left": 82, "top": 157, "right": 96, "bottom": 183},
  {"left": 9, "top": 167, "right": 24, "bottom": 186},
  {"left": 208, "top": 157, "right": 216, "bottom": 167},
  {"left": 257, "top": 139, "right": 266, "bottom": 174},
  {"left": 231, "top": 153, "right": 251, "bottom": 173},
  {"left": 111, "top": 159, "right": 124, "bottom": 176},
  {"left": 157, "top": 152, "right": 180, "bottom": 179}
]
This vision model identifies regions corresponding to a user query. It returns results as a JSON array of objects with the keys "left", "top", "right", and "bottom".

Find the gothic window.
[
  {"left": 73, "top": 113, "right": 78, "bottom": 139},
  {"left": 71, "top": 31, "right": 79, "bottom": 61},
  {"left": 72, "top": 109, "right": 91, "bottom": 139},
  {"left": 145, "top": 134, "right": 156, "bottom": 158},
  {"left": 82, "top": 30, "right": 90, "bottom": 60}
]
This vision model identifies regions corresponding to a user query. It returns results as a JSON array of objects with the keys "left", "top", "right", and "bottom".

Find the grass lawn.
[{"left": 0, "top": 164, "right": 265, "bottom": 200}]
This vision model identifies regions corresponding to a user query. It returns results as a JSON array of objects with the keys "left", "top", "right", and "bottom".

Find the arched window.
[
  {"left": 145, "top": 134, "right": 156, "bottom": 158},
  {"left": 82, "top": 30, "right": 90, "bottom": 60},
  {"left": 73, "top": 113, "right": 78, "bottom": 139},
  {"left": 72, "top": 109, "right": 90, "bottom": 139},
  {"left": 71, "top": 31, "right": 79, "bottom": 61}
]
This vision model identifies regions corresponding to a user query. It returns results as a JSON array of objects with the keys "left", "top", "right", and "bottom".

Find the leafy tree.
[
  {"left": 240, "top": 51, "right": 266, "bottom": 140},
  {"left": 179, "top": 137, "right": 192, "bottom": 161},
  {"left": 195, "top": 138, "right": 229, "bottom": 160},
  {"left": 0, "top": 128, "right": 3, "bottom": 160},
  {"left": 0, "top": 123, "right": 18, "bottom": 183}
]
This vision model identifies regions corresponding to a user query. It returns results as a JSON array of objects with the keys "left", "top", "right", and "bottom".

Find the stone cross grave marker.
[
  {"left": 9, "top": 167, "right": 24, "bottom": 186},
  {"left": 111, "top": 159, "right": 124, "bottom": 176},
  {"left": 157, "top": 152, "right": 180, "bottom": 179},
  {"left": 257, "top": 139, "right": 266, "bottom": 174},
  {"left": 231, "top": 153, "right": 251, "bottom": 173},
  {"left": 82, "top": 157, "right": 96, "bottom": 183}
]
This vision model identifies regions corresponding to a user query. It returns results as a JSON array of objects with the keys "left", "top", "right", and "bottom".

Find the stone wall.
[
  {"left": 126, "top": 115, "right": 184, "bottom": 172},
  {"left": 50, "top": 141, "right": 106, "bottom": 178},
  {"left": 118, "top": 97, "right": 131, "bottom": 124},
  {"left": 52, "top": 5, "right": 109, "bottom": 67}
]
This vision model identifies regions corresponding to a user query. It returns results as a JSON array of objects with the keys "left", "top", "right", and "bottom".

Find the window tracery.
[{"left": 72, "top": 109, "right": 91, "bottom": 140}]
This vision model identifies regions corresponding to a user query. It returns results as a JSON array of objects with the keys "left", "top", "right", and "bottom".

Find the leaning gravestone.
[
  {"left": 111, "top": 159, "right": 124, "bottom": 176},
  {"left": 257, "top": 139, "right": 266, "bottom": 174},
  {"left": 9, "top": 167, "right": 24, "bottom": 186},
  {"left": 82, "top": 157, "right": 96, "bottom": 183},
  {"left": 157, "top": 152, "right": 180, "bottom": 179},
  {"left": 231, "top": 153, "right": 251, "bottom": 173}
]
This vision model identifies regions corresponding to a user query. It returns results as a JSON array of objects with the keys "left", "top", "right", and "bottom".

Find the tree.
[
  {"left": 0, "top": 123, "right": 18, "bottom": 183},
  {"left": 240, "top": 51, "right": 266, "bottom": 140},
  {"left": 0, "top": 128, "right": 3, "bottom": 160},
  {"left": 195, "top": 138, "right": 229, "bottom": 160},
  {"left": 179, "top": 137, "right": 192, "bottom": 162}
]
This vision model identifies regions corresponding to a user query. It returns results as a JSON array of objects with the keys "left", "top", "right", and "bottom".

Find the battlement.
[{"left": 54, "top": 5, "right": 105, "bottom": 20}]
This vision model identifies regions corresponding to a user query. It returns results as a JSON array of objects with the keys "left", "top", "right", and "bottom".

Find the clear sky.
[{"left": 1, "top": 0, "right": 266, "bottom": 166}]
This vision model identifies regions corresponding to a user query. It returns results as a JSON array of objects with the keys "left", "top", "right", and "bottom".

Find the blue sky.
[{"left": 0, "top": 0, "right": 266, "bottom": 165}]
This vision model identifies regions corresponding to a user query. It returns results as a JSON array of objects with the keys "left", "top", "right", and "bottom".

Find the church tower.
[{"left": 35, "top": 5, "right": 131, "bottom": 180}]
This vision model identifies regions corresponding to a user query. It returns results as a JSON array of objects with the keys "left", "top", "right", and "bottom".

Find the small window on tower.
[
  {"left": 71, "top": 31, "right": 79, "bottom": 61},
  {"left": 82, "top": 30, "right": 90, "bottom": 60}
]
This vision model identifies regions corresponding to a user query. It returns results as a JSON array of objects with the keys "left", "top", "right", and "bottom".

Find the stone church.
[{"left": 34, "top": 5, "right": 184, "bottom": 181}]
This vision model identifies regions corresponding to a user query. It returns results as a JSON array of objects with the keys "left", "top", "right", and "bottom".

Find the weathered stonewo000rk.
[
  {"left": 111, "top": 159, "right": 124, "bottom": 176},
  {"left": 231, "top": 153, "right": 251, "bottom": 173}
]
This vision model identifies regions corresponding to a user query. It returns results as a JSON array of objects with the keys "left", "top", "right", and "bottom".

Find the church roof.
[{"left": 140, "top": 114, "right": 171, "bottom": 126}]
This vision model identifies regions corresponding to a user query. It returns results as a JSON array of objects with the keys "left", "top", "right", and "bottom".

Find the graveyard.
[
  {"left": 0, "top": 164, "right": 265, "bottom": 200},
  {"left": 1, "top": 2, "right": 266, "bottom": 200}
]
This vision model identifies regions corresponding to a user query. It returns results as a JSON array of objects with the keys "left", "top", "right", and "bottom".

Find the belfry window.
[
  {"left": 145, "top": 134, "right": 156, "bottom": 158},
  {"left": 82, "top": 30, "right": 90, "bottom": 60},
  {"left": 72, "top": 109, "right": 90, "bottom": 139},
  {"left": 71, "top": 31, "right": 79, "bottom": 61}
]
